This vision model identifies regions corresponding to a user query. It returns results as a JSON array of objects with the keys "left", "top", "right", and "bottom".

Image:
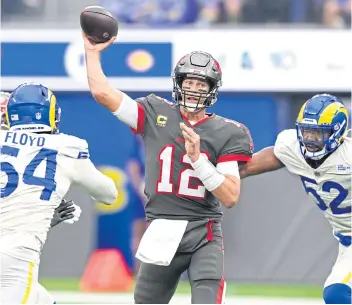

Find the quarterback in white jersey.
[
  {"left": 240, "top": 94, "right": 351, "bottom": 304},
  {"left": 0, "top": 83, "right": 118, "bottom": 304}
]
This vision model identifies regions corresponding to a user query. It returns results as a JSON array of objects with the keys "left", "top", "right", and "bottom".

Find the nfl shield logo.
[
  {"left": 11, "top": 114, "right": 19, "bottom": 121},
  {"left": 35, "top": 112, "right": 41, "bottom": 120}
]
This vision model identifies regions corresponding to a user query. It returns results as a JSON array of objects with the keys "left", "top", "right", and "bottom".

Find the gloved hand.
[
  {"left": 50, "top": 199, "right": 82, "bottom": 227},
  {"left": 63, "top": 202, "right": 82, "bottom": 224}
]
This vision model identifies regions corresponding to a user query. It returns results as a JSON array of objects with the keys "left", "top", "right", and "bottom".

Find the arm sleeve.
[
  {"left": 217, "top": 124, "right": 254, "bottom": 164},
  {"left": 118, "top": 94, "right": 174, "bottom": 137},
  {"left": 58, "top": 135, "right": 117, "bottom": 204},
  {"left": 216, "top": 161, "right": 240, "bottom": 179},
  {"left": 72, "top": 158, "right": 118, "bottom": 204},
  {"left": 112, "top": 94, "right": 155, "bottom": 136},
  {"left": 111, "top": 93, "right": 140, "bottom": 130}
]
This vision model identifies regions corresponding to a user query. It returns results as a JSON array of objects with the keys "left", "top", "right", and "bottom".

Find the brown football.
[{"left": 80, "top": 6, "right": 118, "bottom": 43}]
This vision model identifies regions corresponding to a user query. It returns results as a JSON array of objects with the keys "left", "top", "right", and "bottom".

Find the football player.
[
  {"left": 1, "top": 90, "right": 83, "bottom": 304},
  {"left": 82, "top": 34, "right": 253, "bottom": 303},
  {"left": 240, "top": 94, "right": 351, "bottom": 304},
  {"left": 0, "top": 83, "right": 118, "bottom": 304}
]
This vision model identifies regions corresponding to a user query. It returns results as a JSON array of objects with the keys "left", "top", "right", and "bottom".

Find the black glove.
[{"left": 50, "top": 199, "right": 76, "bottom": 228}]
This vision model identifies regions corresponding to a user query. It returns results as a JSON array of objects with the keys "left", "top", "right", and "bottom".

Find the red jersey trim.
[
  {"left": 130, "top": 103, "right": 145, "bottom": 134},
  {"left": 217, "top": 154, "right": 252, "bottom": 163}
]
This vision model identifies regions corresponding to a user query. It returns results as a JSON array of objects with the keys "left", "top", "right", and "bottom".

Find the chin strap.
[
  {"left": 301, "top": 143, "right": 327, "bottom": 160},
  {"left": 181, "top": 105, "right": 204, "bottom": 113}
]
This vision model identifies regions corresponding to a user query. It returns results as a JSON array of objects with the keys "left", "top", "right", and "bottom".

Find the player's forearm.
[
  {"left": 77, "top": 173, "right": 118, "bottom": 204},
  {"left": 74, "top": 159, "right": 118, "bottom": 204},
  {"left": 85, "top": 50, "right": 123, "bottom": 112},
  {"left": 240, "top": 146, "right": 284, "bottom": 178},
  {"left": 90, "top": 177, "right": 118, "bottom": 204},
  {"left": 211, "top": 175, "right": 240, "bottom": 208}
]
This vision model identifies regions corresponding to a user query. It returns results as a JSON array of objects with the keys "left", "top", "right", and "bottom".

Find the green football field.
[{"left": 40, "top": 278, "right": 322, "bottom": 299}]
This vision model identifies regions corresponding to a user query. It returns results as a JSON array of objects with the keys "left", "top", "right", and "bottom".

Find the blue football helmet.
[
  {"left": 6, "top": 83, "right": 61, "bottom": 134},
  {"left": 296, "top": 94, "right": 349, "bottom": 160}
]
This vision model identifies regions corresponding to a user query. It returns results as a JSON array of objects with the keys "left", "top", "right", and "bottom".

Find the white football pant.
[
  {"left": 324, "top": 244, "right": 352, "bottom": 288},
  {"left": 0, "top": 253, "right": 54, "bottom": 304}
]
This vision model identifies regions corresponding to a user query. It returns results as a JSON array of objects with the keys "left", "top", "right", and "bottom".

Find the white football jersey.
[
  {"left": 274, "top": 129, "right": 351, "bottom": 244},
  {"left": 0, "top": 130, "right": 117, "bottom": 262}
]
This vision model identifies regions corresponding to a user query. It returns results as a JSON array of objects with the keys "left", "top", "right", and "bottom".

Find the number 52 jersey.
[
  {"left": 0, "top": 130, "right": 117, "bottom": 263},
  {"left": 274, "top": 129, "right": 352, "bottom": 246}
]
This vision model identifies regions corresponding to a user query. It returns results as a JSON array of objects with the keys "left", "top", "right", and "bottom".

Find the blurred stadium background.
[{"left": 1, "top": 0, "right": 351, "bottom": 303}]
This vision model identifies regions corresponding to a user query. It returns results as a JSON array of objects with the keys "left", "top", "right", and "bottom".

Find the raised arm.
[
  {"left": 83, "top": 32, "right": 129, "bottom": 113},
  {"left": 239, "top": 146, "right": 285, "bottom": 179},
  {"left": 83, "top": 32, "right": 142, "bottom": 131}
]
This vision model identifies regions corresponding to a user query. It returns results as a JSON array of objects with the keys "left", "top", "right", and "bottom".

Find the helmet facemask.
[
  {"left": 296, "top": 120, "right": 347, "bottom": 160},
  {"left": 172, "top": 51, "right": 222, "bottom": 112},
  {"left": 295, "top": 94, "right": 349, "bottom": 161},
  {"left": 172, "top": 75, "right": 218, "bottom": 113}
]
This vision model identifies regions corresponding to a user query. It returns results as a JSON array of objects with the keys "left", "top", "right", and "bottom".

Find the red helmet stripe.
[{"left": 214, "top": 60, "right": 222, "bottom": 76}]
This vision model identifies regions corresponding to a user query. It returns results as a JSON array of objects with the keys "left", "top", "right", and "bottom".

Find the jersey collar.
[{"left": 180, "top": 111, "right": 215, "bottom": 127}]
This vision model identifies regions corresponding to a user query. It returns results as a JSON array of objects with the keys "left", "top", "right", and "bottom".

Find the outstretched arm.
[
  {"left": 83, "top": 33, "right": 138, "bottom": 113},
  {"left": 83, "top": 33, "right": 142, "bottom": 131},
  {"left": 83, "top": 33, "right": 122, "bottom": 112},
  {"left": 239, "top": 146, "right": 285, "bottom": 179},
  {"left": 73, "top": 158, "right": 118, "bottom": 204}
]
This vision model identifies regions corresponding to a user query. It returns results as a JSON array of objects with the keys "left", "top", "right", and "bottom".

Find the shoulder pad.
[
  {"left": 135, "top": 94, "right": 174, "bottom": 108},
  {"left": 222, "top": 118, "right": 244, "bottom": 128},
  {"left": 135, "top": 96, "right": 148, "bottom": 103},
  {"left": 342, "top": 138, "right": 352, "bottom": 165},
  {"left": 143, "top": 94, "right": 174, "bottom": 105},
  {"left": 57, "top": 134, "right": 90, "bottom": 159},
  {"left": 275, "top": 129, "right": 297, "bottom": 146},
  {"left": 221, "top": 118, "right": 254, "bottom": 150},
  {"left": 135, "top": 94, "right": 157, "bottom": 103},
  {"left": 274, "top": 129, "right": 297, "bottom": 160},
  {"left": 153, "top": 95, "right": 174, "bottom": 105}
]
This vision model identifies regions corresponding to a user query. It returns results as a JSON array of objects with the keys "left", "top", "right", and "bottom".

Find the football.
[{"left": 80, "top": 6, "right": 118, "bottom": 44}]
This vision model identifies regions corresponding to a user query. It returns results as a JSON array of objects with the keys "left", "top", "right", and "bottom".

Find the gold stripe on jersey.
[
  {"left": 342, "top": 272, "right": 352, "bottom": 285},
  {"left": 21, "top": 261, "right": 35, "bottom": 304}
]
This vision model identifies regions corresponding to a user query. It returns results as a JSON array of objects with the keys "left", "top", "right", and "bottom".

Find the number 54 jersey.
[
  {"left": 0, "top": 130, "right": 117, "bottom": 263},
  {"left": 274, "top": 129, "right": 352, "bottom": 246}
]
